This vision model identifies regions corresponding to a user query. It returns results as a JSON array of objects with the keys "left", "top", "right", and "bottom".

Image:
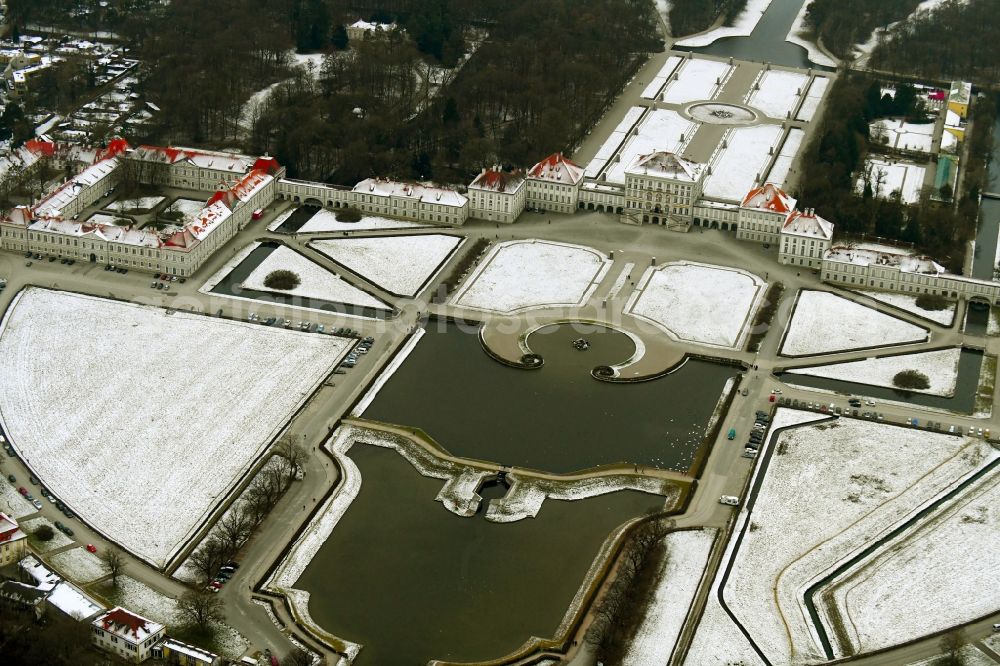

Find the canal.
[
  {"left": 363, "top": 322, "right": 737, "bottom": 474},
  {"left": 679, "top": 0, "right": 819, "bottom": 70},
  {"left": 297, "top": 444, "right": 664, "bottom": 665},
  {"left": 778, "top": 348, "right": 984, "bottom": 414},
  {"left": 965, "top": 115, "right": 1000, "bottom": 333}
]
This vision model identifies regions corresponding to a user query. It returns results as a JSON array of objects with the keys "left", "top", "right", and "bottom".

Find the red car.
[
  {"left": 251, "top": 208, "right": 263, "bottom": 220},
  {"left": 17, "top": 487, "right": 27, "bottom": 496},
  {"left": 86, "top": 544, "right": 97, "bottom": 554},
  {"left": 768, "top": 394, "right": 776, "bottom": 402}
]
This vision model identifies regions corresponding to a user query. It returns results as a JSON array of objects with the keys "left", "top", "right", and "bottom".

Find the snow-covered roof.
[
  {"left": 354, "top": 178, "right": 467, "bottom": 208},
  {"left": 349, "top": 19, "right": 396, "bottom": 32},
  {"left": 95, "top": 607, "right": 163, "bottom": 644},
  {"left": 469, "top": 168, "right": 525, "bottom": 193},
  {"left": 160, "top": 638, "right": 219, "bottom": 662},
  {"left": 782, "top": 209, "right": 833, "bottom": 240},
  {"left": 49, "top": 581, "right": 104, "bottom": 620},
  {"left": 824, "top": 245, "right": 944, "bottom": 275},
  {"left": 20, "top": 554, "right": 60, "bottom": 591},
  {"left": 0, "top": 580, "right": 46, "bottom": 605},
  {"left": 945, "top": 109, "right": 962, "bottom": 128},
  {"left": 741, "top": 182, "right": 796, "bottom": 215},
  {"left": 949, "top": 81, "right": 971, "bottom": 106},
  {"left": 130, "top": 145, "right": 254, "bottom": 172},
  {"left": 626, "top": 151, "right": 704, "bottom": 183},
  {"left": 33, "top": 156, "right": 120, "bottom": 218},
  {"left": 0, "top": 512, "right": 25, "bottom": 544},
  {"left": 528, "top": 152, "right": 584, "bottom": 185}
]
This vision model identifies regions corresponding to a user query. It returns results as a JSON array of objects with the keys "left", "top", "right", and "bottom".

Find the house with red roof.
[
  {"left": 526, "top": 152, "right": 584, "bottom": 215},
  {"left": 0, "top": 512, "right": 27, "bottom": 567},
  {"left": 92, "top": 606, "right": 165, "bottom": 663},
  {"left": 736, "top": 182, "right": 797, "bottom": 245},
  {"left": 468, "top": 167, "right": 526, "bottom": 224}
]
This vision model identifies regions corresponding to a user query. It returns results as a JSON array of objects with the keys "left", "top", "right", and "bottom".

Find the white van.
[{"left": 719, "top": 495, "right": 740, "bottom": 506}]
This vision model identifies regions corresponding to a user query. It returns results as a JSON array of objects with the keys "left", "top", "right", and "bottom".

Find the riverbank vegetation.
[
  {"left": 869, "top": 0, "right": 1000, "bottom": 85},
  {"left": 804, "top": 0, "right": 925, "bottom": 59},
  {"left": 796, "top": 73, "right": 995, "bottom": 272},
  {"left": 668, "top": 0, "right": 749, "bottom": 37}
]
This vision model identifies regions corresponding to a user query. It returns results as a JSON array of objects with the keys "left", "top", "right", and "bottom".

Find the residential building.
[
  {"left": 0, "top": 512, "right": 27, "bottom": 567},
  {"left": 468, "top": 167, "right": 526, "bottom": 224},
  {"left": 948, "top": 81, "right": 972, "bottom": 120},
  {"left": 346, "top": 20, "right": 398, "bottom": 42},
  {"left": 152, "top": 638, "right": 221, "bottom": 666},
  {"left": 622, "top": 151, "right": 705, "bottom": 228},
  {"left": 92, "top": 607, "right": 165, "bottom": 663},
  {"left": 0, "top": 580, "right": 46, "bottom": 620},
  {"left": 779, "top": 208, "right": 834, "bottom": 269},
  {"left": 737, "top": 183, "right": 797, "bottom": 245},
  {"left": 526, "top": 152, "right": 585, "bottom": 215}
]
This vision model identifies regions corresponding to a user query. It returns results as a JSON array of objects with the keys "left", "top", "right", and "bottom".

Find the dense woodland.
[
  {"left": 804, "top": 0, "right": 924, "bottom": 59},
  {"left": 668, "top": 0, "right": 748, "bottom": 38},
  {"left": 796, "top": 73, "right": 995, "bottom": 272},
  {"left": 869, "top": 0, "right": 1000, "bottom": 85}
]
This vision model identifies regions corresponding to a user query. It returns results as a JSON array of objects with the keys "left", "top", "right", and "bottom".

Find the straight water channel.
[
  {"left": 363, "top": 322, "right": 737, "bottom": 473},
  {"left": 297, "top": 444, "right": 664, "bottom": 665},
  {"left": 777, "top": 349, "right": 984, "bottom": 414},
  {"left": 965, "top": 115, "right": 1000, "bottom": 333}
]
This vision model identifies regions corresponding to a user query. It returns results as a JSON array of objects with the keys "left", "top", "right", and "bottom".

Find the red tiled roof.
[
  {"left": 741, "top": 183, "right": 793, "bottom": 214},
  {"left": 470, "top": 168, "right": 524, "bottom": 193},
  {"left": 101, "top": 608, "right": 148, "bottom": 637}
]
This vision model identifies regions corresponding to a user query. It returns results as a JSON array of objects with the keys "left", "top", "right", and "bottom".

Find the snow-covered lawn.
[
  {"left": 624, "top": 529, "right": 716, "bottom": 665},
  {"left": 824, "top": 467, "right": 1000, "bottom": 657},
  {"left": 640, "top": 55, "right": 682, "bottom": 100},
  {"left": 164, "top": 197, "right": 208, "bottom": 219},
  {"left": 85, "top": 213, "right": 119, "bottom": 226},
  {"left": 786, "top": 347, "right": 961, "bottom": 397},
  {"left": 856, "top": 157, "right": 928, "bottom": 205},
  {"left": 781, "top": 290, "right": 928, "bottom": 356},
  {"left": 585, "top": 106, "right": 647, "bottom": 179},
  {"left": 625, "top": 261, "right": 765, "bottom": 348},
  {"left": 870, "top": 118, "right": 936, "bottom": 153},
  {"left": 785, "top": 0, "right": 839, "bottom": 67},
  {"left": 450, "top": 240, "right": 612, "bottom": 313},
  {"left": 795, "top": 76, "right": 831, "bottom": 122},
  {"left": 674, "top": 0, "right": 773, "bottom": 47},
  {"left": 703, "top": 124, "right": 783, "bottom": 202},
  {"left": 661, "top": 58, "right": 732, "bottom": 105},
  {"left": 0, "top": 481, "right": 37, "bottom": 518},
  {"left": 856, "top": 289, "right": 956, "bottom": 326},
  {"left": 242, "top": 245, "right": 391, "bottom": 310},
  {"left": 50, "top": 547, "right": 106, "bottom": 584},
  {"left": 297, "top": 208, "right": 427, "bottom": 233},
  {"left": 310, "top": 234, "right": 462, "bottom": 296},
  {"left": 0, "top": 288, "right": 351, "bottom": 567},
  {"left": 747, "top": 70, "right": 810, "bottom": 120},
  {"left": 602, "top": 109, "right": 695, "bottom": 185},
  {"left": 106, "top": 196, "right": 164, "bottom": 212},
  {"left": 765, "top": 128, "right": 804, "bottom": 186},
  {"left": 725, "top": 416, "right": 993, "bottom": 664},
  {"left": 21, "top": 517, "right": 73, "bottom": 552}
]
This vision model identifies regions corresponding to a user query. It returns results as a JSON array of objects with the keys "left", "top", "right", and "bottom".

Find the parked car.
[
  {"left": 727, "top": 428, "right": 736, "bottom": 440},
  {"left": 55, "top": 520, "right": 65, "bottom": 532},
  {"left": 7, "top": 474, "right": 14, "bottom": 483},
  {"left": 719, "top": 495, "right": 740, "bottom": 506},
  {"left": 29, "top": 475, "right": 37, "bottom": 485},
  {"left": 17, "top": 487, "right": 27, "bottom": 496},
  {"left": 31, "top": 499, "right": 42, "bottom": 510},
  {"left": 86, "top": 544, "right": 97, "bottom": 553}
]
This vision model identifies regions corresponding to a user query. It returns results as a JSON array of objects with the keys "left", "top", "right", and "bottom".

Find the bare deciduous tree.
[
  {"left": 100, "top": 547, "right": 125, "bottom": 587},
  {"left": 176, "top": 589, "right": 225, "bottom": 630}
]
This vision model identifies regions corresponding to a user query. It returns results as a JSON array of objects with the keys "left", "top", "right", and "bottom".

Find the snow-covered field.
[
  {"left": 703, "top": 124, "right": 783, "bottom": 202},
  {"left": 451, "top": 240, "right": 612, "bottom": 313},
  {"left": 765, "top": 128, "right": 804, "bottom": 187},
  {"left": 21, "top": 517, "right": 73, "bottom": 552},
  {"left": 50, "top": 547, "right": 106, "bottom": 584},
  {"left": 625, "top": 261, "right": 765, "bottom": 348},
  {"left": 0, "top": 481, "right": 37, "bottom": 518},
  {"left": 795, "top": 76, "right": 831, "bottom": 122},
  {"left": 781, "top": 290, "right": 928, "bottom": 356},
  {"left": 786, "top": 347, "right": 961, "bottom": 396},
  {"left": 856, "top": 289, "right": 956, "bottom": 325},
  {"left": 242, "top": 245, "right": 390, "bottom": 310},
  {"left": 725, "top": 416, "right": 992, "bottom": 664},
  {"left": 747, "top": 70, "right": 810, "bottom": 120},
  {"left": 85, "top": 213, "right": 119, "bottom": 226},
  {"left": 164, "top": 197, "right": 208, "bottom": 220},
  {"left": 602, "top": 109, "right": 695, "bottom": 185},
  {"left": 856, "top": 157, "right": 928, "bottom": 205},
  {"left": 661, "top": 58, "right": 732, "bottom": 105},
  {"left": 871, "top": 118, "right": 936, "bottom": 153},
  {"left": 674, "top": 0, "right": 773, "bottom": 47},
  {"left": 310, "top": 234, "right": 462, "bottom": 296},
  {"left": 106, "top": 196, "right": 164, "bottom": 212},
  {"left": 298, "top": 208, "right": 426, "bottom": 233},
  {"left": 585, "top": 106, "right": 647, "bottom": 179},
  {"left": 640, "top": 56, "right": 682, "bottom": 100},
  {"left": 825, "top": 467, "right": 1000, "bottom": 657},
  {"left": 0, "top": 288, "right": 351, "bottom": 567},
  {"left": 785, "top": 0, "right": 839, "bottom": 67},
  {"left": 624, "top": 529, "right": 716, "bottom": 665}
]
